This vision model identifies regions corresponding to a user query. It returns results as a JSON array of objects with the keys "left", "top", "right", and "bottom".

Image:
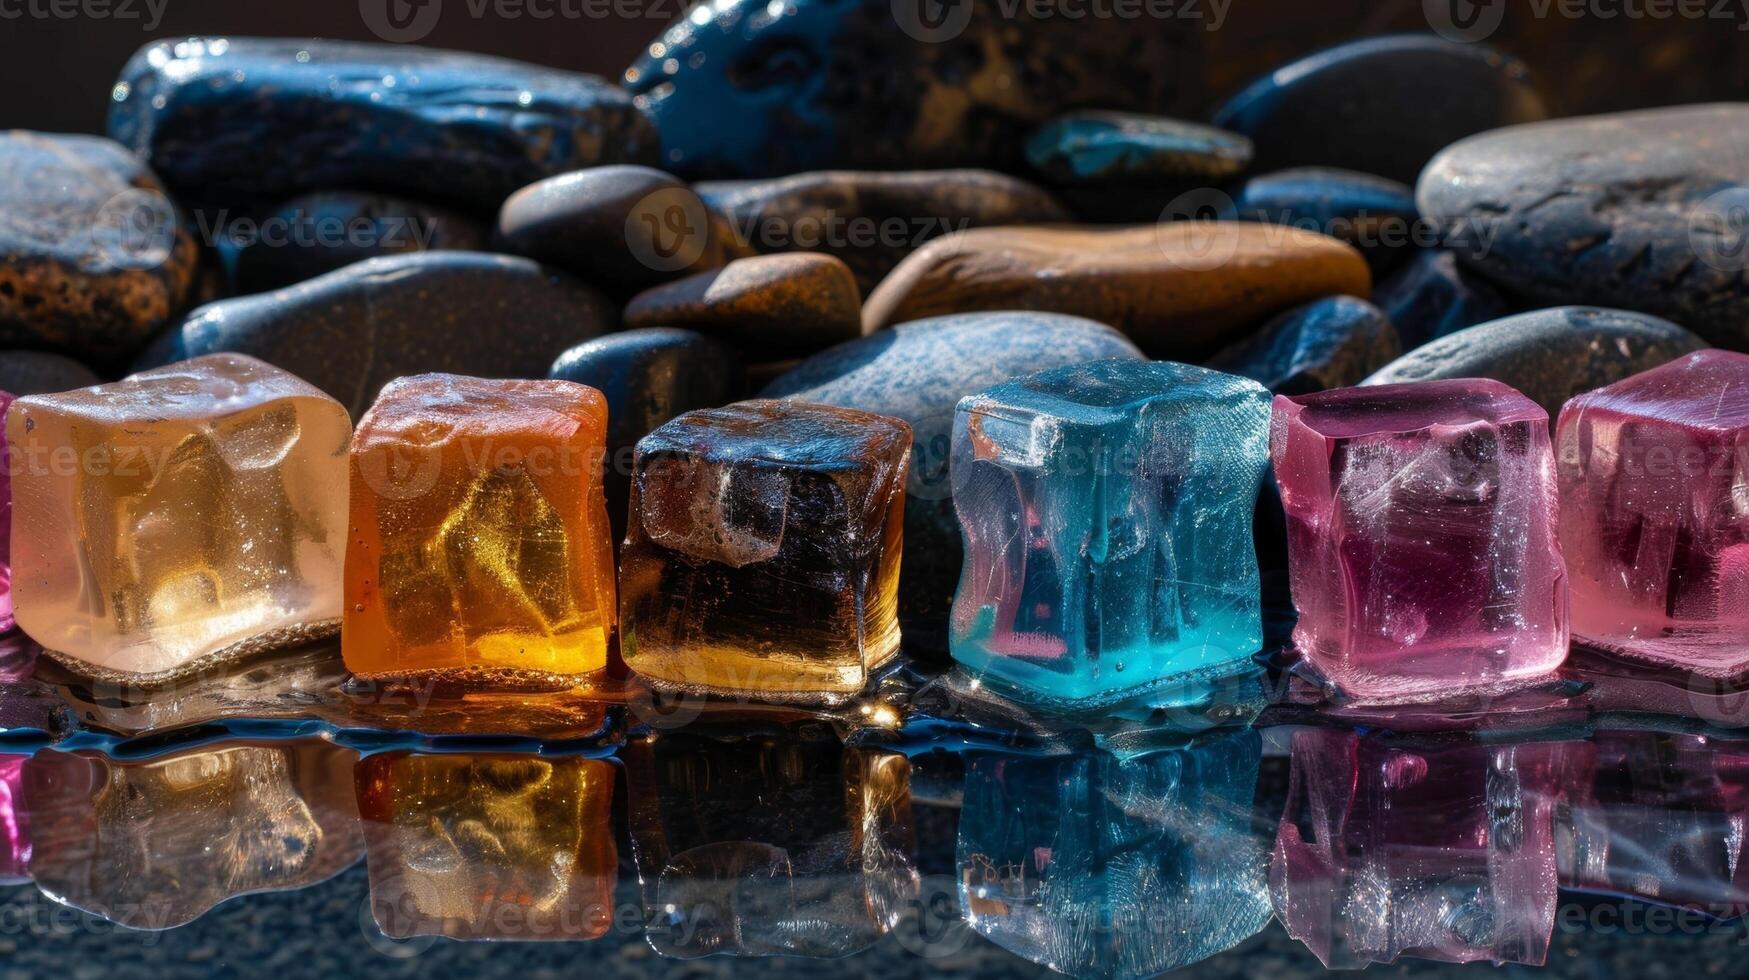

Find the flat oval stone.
[
  {"left": 1232, "top": 167, "right": 1419, "bottom": 276},
  {"left": 495, "top": 165, "right": 744, "bottom": 296},
  {"left": 1362, "top": 306, "right": 1709, "bottom": 420},
  {"left": 622, "top": 253, "right": 861, "bottom": 360},
  {"left": 1213, "top": 35, "right": 1548, "bottom": 185},
  {"left": 0, "top": 351, "right": 102, "bottom": 396},
  {"left": 549, "top": 328, "right": 745, "bottom": 541},
  {"left": 761, "top": 310, "right": 1144, "bottom": 653},
  {"left": 1206, "top": 295, "right": 1399, "bottom": 396},
  {"left": 1025, "top": 111, "right": 1251, "bottom": 183},
  {"left": 1417, "top": 104, "right": 1749, "bottom": 349},
  {"left": 217, "top": 191, "right": 486, "bottom": 295},
  {"left": 1372, "top": 248, "right": 1512, "bottom": 348},
  {"left": 137, "top": 251, "right": 615, "bottom": 418},
  {"left": 0, "top": 132, "right": 198, "bottom": 361},
  {"left": 623, "top": 0, "right": 1203, "bottom": 178},
  {"left": 696, "top": 170, "right": 1069, "bottom": 293},
  {"left": 861, "top": 223, "right": 1372, "bottom": 357},
  {"left": 110, "top": 37, "right": 658, "bottom": 211}
]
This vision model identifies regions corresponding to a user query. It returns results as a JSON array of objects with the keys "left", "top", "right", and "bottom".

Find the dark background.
[{"left": 6, "top": 0, "right": 1748, "bottom": 138}]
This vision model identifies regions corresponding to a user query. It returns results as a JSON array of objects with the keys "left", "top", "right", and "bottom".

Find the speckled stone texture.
[
  {"left": 1025, "top": 111, "right": 1251, "bottom": 183},
  {"left": 495, "top": 166, "right": 743, "bottom": 296},
  {"left": 862, "top": 224, "right": 1371, "bottom": 358},
  {"left": 696, "top": 170, "right": 1070, "bottom": 293},
  {"left": 1231, "top": 168, "right": 1419, "bottom": 276},
  {"left": 1418, "top": 104, "right": 1749, "bottom": 349},
  {"left": 1207, "top": 296, "right": 1399, "bottom": 396},
  {"left": 1214, "top": 34, "right": 1548, "bottom": 185},
  {"left": 0, "top": 132, "right": 197, "bottom": 361},
  {"left": 623, "top": 0, "right": 1203, "bottom": 178},
  {"left": 217, "top": 191, "right": 486, "bottom": 295},
  {"left": 109, "top": 37, "right": 658, "bottom": 211},
  {"left": 1364, "top": 306, "right": 1708, "bottom": 421},
  {"left": 762, "top": 311, "right": 1143, "bottom": 654},
  {"left": 136, "top": 251, "right": 615, "bottom": 418},
  {"left": 621, "top": 253, "right": 861, "bottom": 359}
]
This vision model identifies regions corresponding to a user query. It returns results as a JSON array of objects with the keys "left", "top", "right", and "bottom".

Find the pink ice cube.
[{"left": 1271, "top": 378, "right": 1568, "bottom": 701}]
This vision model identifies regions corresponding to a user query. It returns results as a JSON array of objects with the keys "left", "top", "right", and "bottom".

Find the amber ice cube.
[
  {"left": 8, "top": 354, "right": 350, "bottom": 681},
  {"left": 356, "top": 753, "right": 617, "bottom": 942},
  {"left": 344, "top": 374, "right": 616, "bottom": 683},
  {"left": 620, "top": 399, "right": 911, "bottom": 701}
]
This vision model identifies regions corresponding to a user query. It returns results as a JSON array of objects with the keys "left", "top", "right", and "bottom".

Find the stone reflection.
[
  {"left": 1271, "top": 729, "right": 1590, "bottom": 968},
  {"left": 21, "top": 739, "right": 361, "bottom": 929},
  {"left": 1, "top": 755, "right": 28, "bottom": 884},
  {"left": 624, "top": 725, "right": 917, "bottom": 957},
  {"left": 956, "top": 730, "right": 1270, "bottom": 979},
  {"left": 1563, "top": 731, "right": 1749, "bottom": 917},
  {"left": 356, "top": 753, "right": 617, "bottom": 942}
]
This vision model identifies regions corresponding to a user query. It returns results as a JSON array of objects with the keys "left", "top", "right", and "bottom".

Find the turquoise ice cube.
[{"left": 949, "top": 359, "right": 1271, "bottom": 708}]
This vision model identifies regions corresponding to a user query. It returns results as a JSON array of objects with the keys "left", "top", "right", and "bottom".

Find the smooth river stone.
[
  {"left": 345, "top": 375, "right": 618, "bottom": 684},
  {"left": 620, "top": 400, "right": 911, "bottom": 703},
  {"left": 1207, "top": 295, "right": 1399, "bottom": 396},
  {"left": 109, "top": 37, "right": 658, "bottom": 211},
  {"left": 137, "top": 251, "right": 615, "bottom": 419},
  {"left": 761, "top": 311, "right": 1144, "bottom": 653},
  {"left": 9, "top": 354, "right": 350, "bottom": 682},
  {"left": 217, "top": 191, "right": 487, "bottom": 295},
  {"left": 0, "top": 132, "right": 197, "bottom": 361},
  {"left": 951, "top": 360, "right": 1272, "bottom": 709},
  {"left": 621, "top": 253, "right": 861, "bottom": 359},
  {"left": 1417, "top": 104, "right": 1749, "bottom": 349},
  {"left": 862, "top": 224, "right": 1371, "bottom": 357},
  {"left": 1231, "top": 167, "right": 1419, "bottom": 276},
  {"left": 1363, "top": 306, "right": 1709, "bottom": 421},
  {"left": 1556, "top": 350, "right": 1749, "bottom": 677},
  {"left": 0, "top": 351, "right": 101, "bottom": 396},
  {"left": 1025, "top": 111, "right": 1251, "bottom": 183},
  {"left": 1213, "top": 34, "right": 1549, "bottom": 185},
  {"left": 548, "top": 328, "right": 746, "bottom": 541},
  {"left": 1373, "top": 248, "right": 1513, "bottom": 348},
  {"left": 623, "top": 0, "right": 1202, "bottom": 179},
  {"left": 495, "top": 165, "right": 743, "bottom": 296},
  {"left": 696, "top": 170, "right": 1070, "bottom": 293},
  {"left": 1271, "top": 379, "right": 1568, "bottom": 702}
]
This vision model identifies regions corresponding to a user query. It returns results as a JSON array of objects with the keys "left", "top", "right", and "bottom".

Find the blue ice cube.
[{"left": 949, "top": 359, "right": 1271, "bottom": 708}]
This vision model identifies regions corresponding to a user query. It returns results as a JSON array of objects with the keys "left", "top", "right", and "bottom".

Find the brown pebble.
[{"left": 621, "top": 253, "right": 863, "bottom": 360}]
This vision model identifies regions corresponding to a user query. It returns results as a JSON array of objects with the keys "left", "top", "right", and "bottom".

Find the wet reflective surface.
[{"left": 8, "top": 632, "right": 1749, "bottom": 977}]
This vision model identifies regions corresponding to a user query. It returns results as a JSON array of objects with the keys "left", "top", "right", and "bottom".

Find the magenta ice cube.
[
  {"left": 1556, "top": 350, "right": 1749, "bottom": 676},
  {"left": 1272, "top": 379, "right": 1568, "bottom": 701},
  {"left": 1270, "top": 729, "right": 1586, "bottom": 969},
  {"left": 0, "top": 389, "right": 12, "bottom": 633}
]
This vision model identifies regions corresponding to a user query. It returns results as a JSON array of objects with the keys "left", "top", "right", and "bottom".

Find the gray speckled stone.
[
  {"left": 0, "top": 351, "right": 102, "bottom": 396},
  {"left": 136, "top": 251, "right": 615, "bottom": 418},
  {"left": 1418, "top": 104, "right": 1749, "bottom": 350},
  {"left": 761, "top": 311, "right": 1143, "bottom": 653},
  {"left": 1206, "top": 296, "right": 1398, "bottom": 395},
  {"left": 1362, "top": 306, "right": 1709, "bottom": 420}
]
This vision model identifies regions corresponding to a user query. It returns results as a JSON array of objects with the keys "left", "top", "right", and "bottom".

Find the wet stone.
[
  {"left": 0, "top": 132, "right": 198, "bottom": 362},
  {"left": 1417, "top": 104, "right": 1749, "bottom": 349},
  {"left": 548, "top": 328, "right": 746, "bottom": 542},
  {"left": 1231, "top": 167, "right": 1420, "bottom": 276},
  {"left": 621, "top": 253, "right": 862, "bottom": 360},
  {"left": 1364, "top": 306, "right": 1709, "bottom": 421},
  {"left": 137, "top": 251, "right": 616, "bottom": 419},
  {"left": 494, "top": 165, "right": 743, "bottom": 296},
  {"left": 1373, "top": 248, "right": 1514, "bottom": 348},
  {"left": 1207, "top": 295, "right": 1400, "bottom": 396},
  {"left": 1024, "top": 111, "right": 1252, "bottom": 183},
  {"left": 110, "top": 37, "right": 658, "bottom": 211},
  {"left": 0, "top": 351, "right": 101, "bottom": 397},
  {"left": 761, "top": 311, "right": 1144, "bottom": 654},
  {"left": 215, "top": 191, "right": 487, "bottom": 295},
  {"left": 696, "top": 169, "right": 1070, "bottom": 293},
  {"left": 1214, "top": 34, "right": 1549, "bottom": 185},
  {"left": 862, "top": 224, "right": 1371, "bottom": 358},
  {"left": 623, "top": 0, "right": 1203, "bottom": 178}
]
